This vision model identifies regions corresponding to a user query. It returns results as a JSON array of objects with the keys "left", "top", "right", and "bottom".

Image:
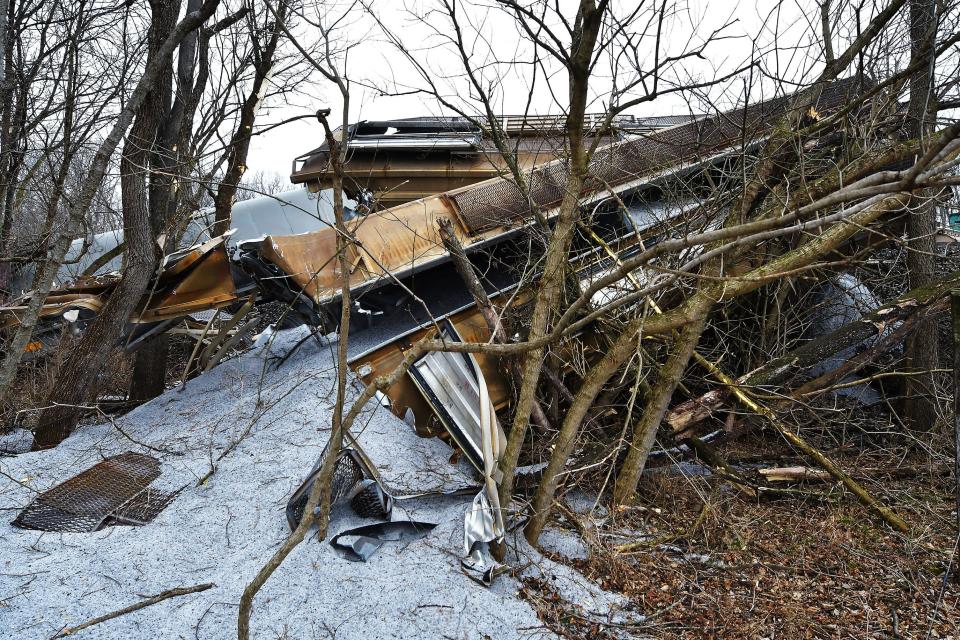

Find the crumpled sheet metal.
[
  {"left": 331, "top": 520, "right": 437, "bottom": 562},
  {"left": 257, "top": 230, "right": 358, "bottom": 303},
  {"left": 0, "top": 235, "right": 239, "bottom": 332},
  {"left": 137, "top": 235, "right": 239, "bottom": 321},
  {"left": 461, "top": 356, "right": 506, "bottom": 586},
  {"left": 11, "top": 452, "right": 175, "bottom": 533},
  {"left": 352, "top": 306, "right": 512, "bottom": 441},
  {"left": 286, "top": 444, "right": 393, "bottom": 530},
  {"left": 462, "top": 489, "right": 505, "bottom": 586}
]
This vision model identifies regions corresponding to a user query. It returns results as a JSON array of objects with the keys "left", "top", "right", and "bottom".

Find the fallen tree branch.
[
  {"left": 51, "top": 583, "right": 214, "bottom": 638},
  {"left": 693, "top": 353, "right": 909, "bottom": 533},
  {"left": 665, "top": 268, "right": 960, "bottom": 434}
]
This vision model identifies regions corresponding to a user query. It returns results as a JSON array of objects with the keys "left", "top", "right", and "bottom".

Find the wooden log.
[{"left": 758, "top": 466, "right": 833, "bottom": 482}]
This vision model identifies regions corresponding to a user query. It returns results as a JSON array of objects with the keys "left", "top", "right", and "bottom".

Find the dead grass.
[
  {"left": 2, "top": 336, "right": 134, "bottom": 430},
  {"left": 539, "top": 434, "right": 960, "bottom": 639}
]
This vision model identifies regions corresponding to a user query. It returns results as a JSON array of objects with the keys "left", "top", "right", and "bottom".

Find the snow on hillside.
[{"left": 0, "top": 327, "right": 632, "bottom": 639}]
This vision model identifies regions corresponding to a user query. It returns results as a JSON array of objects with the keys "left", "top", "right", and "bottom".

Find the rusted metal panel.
[
  {"left": 0, "top": 294, "right": 105, "bottom": 331},
  {"left": 261, "top": 77, "right": 864, "bottom": 309},
  {"left": 289, "top": 114, "right": 631, "bottom": 206},
  {"left": 350, "top": 200, "right": 453, "bottom": 278},
  {"left": 138, "top": 240, "right": 239, "bottom": 321},
  {"left": 255, "top": 192, "right": 479, "bottom": 304},
  {"left": 12, "top": 452, "right": 174, "bottom": 532},
  {"left": 448, "top": 77, "right": 863, "bottom": 235},
  {"left": 350, "top": 302, "right": 511, "bottom": 438}
]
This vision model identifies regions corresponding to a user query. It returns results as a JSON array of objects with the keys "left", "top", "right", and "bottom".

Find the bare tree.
[
  {"left": 237, "top": 2, "right": 357, "bottom": 636},
  {"left": 29, "top": 0, "right": 225, "bottom": 448},
  {"left": 211, "top": 0, "right": 289, "bottom": 236},
  {"left": 902, "top": 0, "right": 940, "bottom": 429}
]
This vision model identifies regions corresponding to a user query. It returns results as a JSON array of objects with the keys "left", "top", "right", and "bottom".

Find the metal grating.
[
  {"left": 286, "top": 447, "right": 367, "bottom": 529},
  {"left": 106, "top": 487, "right": 178, "bottom": 526},
  {"left": 12, "top": 452, "right": 171, "bottom": 533},
  {"left": 450, "top": 77, "right": 864, "bottom": 235}
]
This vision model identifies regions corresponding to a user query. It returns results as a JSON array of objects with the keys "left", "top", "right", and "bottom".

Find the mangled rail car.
[
  {"left": 1, "top": 76, "right": 870, "bottom": 425},
  {"left": 2, "top": 74, "right": 906, "bottom": 585},
  {"left": 0, "top": 235, "right": 254, "bottom": 358},
  {"left": 242, "top": 75, "right": 865, "bottom": 332},
  {"left": 290, "top": 113, "right": 695, "bottom": 207}
]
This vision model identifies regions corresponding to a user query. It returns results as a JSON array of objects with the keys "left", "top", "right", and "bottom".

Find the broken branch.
[
  {"left": 51, "top": 583, "right": 214, "bottom": 638},
  {"left": 692, "top": 353, "right": 909, "bottom": 533}
]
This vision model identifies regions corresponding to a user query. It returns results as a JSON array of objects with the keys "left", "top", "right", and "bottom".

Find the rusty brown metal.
[
  {"left": 449, "top": 78, "right": 861, "bottom": 234},
  {"left": 0, "top": 236, "right": 240, "bottom": 332},
  {"left": 350, "top": 299, "right": 512, "bottom": 437},
  {"left": 12, "top": 452, "right": 174, "bottom": 532},
  {"left": 137, "top": 238, "right": 238, "bottom": 322},
  {"left": 257, "top": 228, "right": 354, "bottom": 301},
  {"left": 259, "top": 77, "right": 864, "bottom": 308},
  {"left": 290, "top": 117, "right": 623, "bottom": 207}
]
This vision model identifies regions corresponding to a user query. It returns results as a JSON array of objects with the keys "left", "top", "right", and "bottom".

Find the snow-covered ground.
[{"left": 0, "top": 327, "right": 634, "bottom": 639}]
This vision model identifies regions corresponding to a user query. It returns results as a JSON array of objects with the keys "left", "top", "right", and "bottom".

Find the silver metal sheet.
[{"left": 408, "top": 323, "right": 505, "bottom": 472}]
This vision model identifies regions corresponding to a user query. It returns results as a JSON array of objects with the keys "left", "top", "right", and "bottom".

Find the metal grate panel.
[
  {"left": 285, "top": 447, "right": 369, "bottom": 529},
  {"left": 12, "top": 452, "right": 169, "bottom": 533},
  {"left": 450, "top": 77, "right": 863, "bottom": 234},
  {"left": 107, "top": 487, "right": 178, "bottom": 526}
]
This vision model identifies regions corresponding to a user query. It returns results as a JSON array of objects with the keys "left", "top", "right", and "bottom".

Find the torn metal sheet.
[
  {"left": 462, "top": 490, "right": 505, "bottom": 586},
  {"left": 11, "top": 452, "right": 174, "bottom": 532},
  {"left": 407, "top": 323, "right": 508, "bottom": 585},
  {"left": 460, "top": 343, "right": 506, "bottom": 586},
  {"left": 137, "top": 235, "right": 240, "bottom": 322},
  {"left": 330, "top": 520, "right": 437, "bottom": 562},
  {"left": 349, "top": 302, "right": 512, "bottom": 439},
  {"left": 408, "top": 321, "right": 507, "bottom": 473}
]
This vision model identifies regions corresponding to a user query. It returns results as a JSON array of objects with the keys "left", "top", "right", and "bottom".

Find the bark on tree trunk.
[
  {"left": 903, "top": 0, "right": 940, "bottom": 430},
  {"left": 212, "top": 8, "right": 285, "bottom": 237},
  {"left": 496, "top": 0, "right": 605, "bottom": 514},
  {"left": 31, "top": 0, "right": 216, "bottom": 448},
  {"left": 497, "top": 172, "right": 583, "bottom": 509},
  {"left": 128, "top": 0, "right": 183, "bottom": 403},
  {"left": 129, "top": 336, "right": 170, "bottom": 402},
  {"left": 611, "top": 297, "right": 712, "bottom": 507}
]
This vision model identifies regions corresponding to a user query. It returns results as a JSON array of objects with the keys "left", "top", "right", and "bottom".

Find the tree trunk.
[
  {"left": 129, "top": 0, "right": 200, "bottom": 403},
  {"left": 32, "top": 0, "right": 215, "bottom": 448},
  {"left": 496, "top": 1, "right": 606, "bottom": 513},
  {"left": 524, "top": 313, "right": 652, "bottom": 544},
  {"left": 903, "top": 0, "right": 940, "bottom": 431},
  {"left": 497, "top": 172, "right": 584, "bottom": 509},
  {"left": 212, "top": 8, "right": 285, "bottom": 236},
  {"left": 33, "top": 105, "right": 160, "bottom": 448},
  {"left": 129, "top": 336, "right": 170, "bottom": 402},
  {"left": 611, "top": 297, "right": 712, "bottom": 506}
]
